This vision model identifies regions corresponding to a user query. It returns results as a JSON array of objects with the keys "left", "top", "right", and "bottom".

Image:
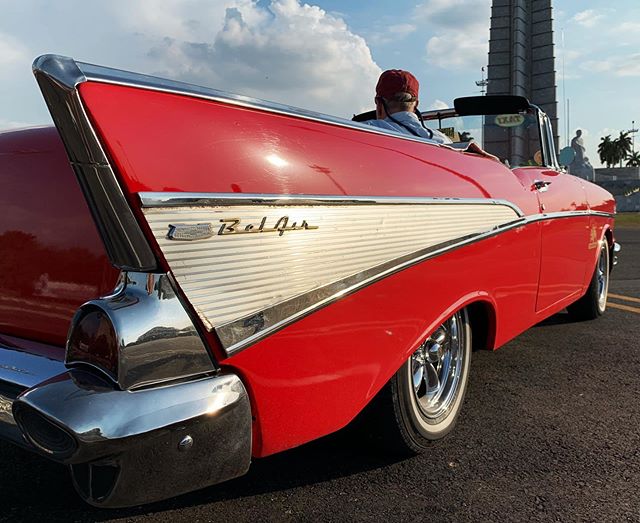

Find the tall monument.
[{"left": 486, "top": 0, "right": 559, "bottom": 150}]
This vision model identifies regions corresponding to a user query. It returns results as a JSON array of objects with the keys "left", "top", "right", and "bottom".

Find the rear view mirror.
[
  {"left": 454, "top": 95, "right": 531, "bottom": 116},
  {"left": 558, "top": 146, "right": 575, "bottom": 167}
]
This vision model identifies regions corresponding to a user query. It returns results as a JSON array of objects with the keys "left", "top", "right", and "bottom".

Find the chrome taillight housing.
[{"left": 65, "top": 272, "right": 215, "bottom": 390}]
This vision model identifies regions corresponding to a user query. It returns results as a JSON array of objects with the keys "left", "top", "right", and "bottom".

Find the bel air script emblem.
[{"left": 167, "top": 216, "right": 318, "bottom": 241}]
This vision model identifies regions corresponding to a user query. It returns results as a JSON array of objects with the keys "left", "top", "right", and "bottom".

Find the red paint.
[
  {"left": 227, "top": 225, "right": 543, "bottom": 455},
  {"left": 0, "top": 127, "right": 119, "bottom": 350},
  {"left": 513, "top": 167, "right": 592, "bottom": 311},
  {"left": 77, "top": 82, "right": 616, "bottom": 456},
  {"left": 78, "top": 83, "right": 540, "bottom": 214},
  {"left": 9, "top": 82, "right": 614, "bottom": 457}
]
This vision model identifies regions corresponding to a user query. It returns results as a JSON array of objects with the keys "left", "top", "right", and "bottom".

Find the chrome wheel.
[
  {"left": 410, "top": 310, "right": 467, "bottom": 422},
  {"left": 362, "top": 308, "right": 472, "bottom": 452},
  {"left": 567, "top": 239, "right": 610, "bottom": 321},
  {"left": 596, "top": 242, "right": 609, "bottom": 311}
]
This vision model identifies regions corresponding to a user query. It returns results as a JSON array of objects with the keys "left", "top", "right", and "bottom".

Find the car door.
[{"left": 526, "top": 114, "right": 591, "bottom": 312}]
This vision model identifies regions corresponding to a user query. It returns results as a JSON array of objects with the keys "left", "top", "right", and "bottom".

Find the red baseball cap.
[{"left": 376, "top": 69, "right": 419, "bottom": 100}]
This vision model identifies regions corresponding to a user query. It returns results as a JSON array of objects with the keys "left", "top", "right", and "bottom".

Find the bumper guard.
[{"left": 2, "top": 344, "right": 251, "bottom": 508}]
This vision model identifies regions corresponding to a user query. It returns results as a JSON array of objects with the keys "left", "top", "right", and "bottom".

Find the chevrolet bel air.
[{"left": 0, "top": 55, "right": 618, "bottom": 507}]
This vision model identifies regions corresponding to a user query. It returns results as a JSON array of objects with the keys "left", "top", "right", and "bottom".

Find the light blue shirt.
[{"left": 365, "top": 111, "right": 450, "bottom": 144}]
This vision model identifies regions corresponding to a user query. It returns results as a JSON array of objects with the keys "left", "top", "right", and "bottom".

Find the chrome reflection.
[
  {"left": 613, "top": 241, "right": 621, "bottom": 266},
  {"left": 67, "top": 272, "right": 215, "bottom": 390},
  {"left": 597, "top": 243, "right": 610, "bottom": 310},
  {"left": 13, "top": 369, "right": 252, "bottom": 507},
  {"left": 214, "top": 209, "right": 613, "bottom": 354},
  {"left": 0, "top": 343, "right": 67, "bottom": 446},
  {"left": 410, "top": 311, "right": 467, "bottom": 421}
]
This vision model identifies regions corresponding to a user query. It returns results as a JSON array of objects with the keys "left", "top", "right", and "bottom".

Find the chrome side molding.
[
  {"left": 13, "top": 369, "right": 252, "bottom": 507},
  {"left": 140, "top": 195, "right": 523, "bottom": 354},
  {"left": 47, "top": 54, "right": 446, "bottom": 147}
]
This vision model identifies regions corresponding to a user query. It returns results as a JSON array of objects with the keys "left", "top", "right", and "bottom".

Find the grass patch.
[{"left": 616, "top": 212, "right": 640, "bottom": 229}]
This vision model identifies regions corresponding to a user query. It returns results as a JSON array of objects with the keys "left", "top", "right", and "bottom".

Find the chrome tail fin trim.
[{"left": 32, "top": 54, "right": 157, "bottom": 271}]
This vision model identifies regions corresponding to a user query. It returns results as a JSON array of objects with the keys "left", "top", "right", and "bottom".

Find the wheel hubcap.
[
  {"left": 410, "top": 311, "right": 466, "bottom": 421},
  {"left": 597, "top": 245, "right": 609, "bottom": 310}
]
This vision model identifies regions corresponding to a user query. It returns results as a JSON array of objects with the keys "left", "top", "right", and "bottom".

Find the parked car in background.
[{"left": 0, "top": 55, "right": 618, "bottom": 507}]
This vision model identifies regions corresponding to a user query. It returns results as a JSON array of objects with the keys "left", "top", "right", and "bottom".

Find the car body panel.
[
  {"left": 72, "top": 79, "right": 615, "bottom": 456},
  {"left": 0, "top": 55, "right": 617, "bottom": 503},
  {"left": 0, "top": 127, "right": 119, "bottom": 349}
]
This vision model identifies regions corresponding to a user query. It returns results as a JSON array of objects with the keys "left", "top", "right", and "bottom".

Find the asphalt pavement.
[{"left": 1, "top": 228, "right": 638, "bottom": 523}]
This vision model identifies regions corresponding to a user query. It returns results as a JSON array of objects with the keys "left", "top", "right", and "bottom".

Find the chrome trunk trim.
[
  {"left": 68, "top": 272, "right": 216, "bottom": 390},
  {"left": 13, "top": 369, "right": 252, "bottom": 508},
  {"left": 0, "top": 343, "right": 66, "bottom": 447},
  {"left": 32, "top": 55, "right": 157, "bottom": 271},
  {"left": 0, "top": 345, "right": 66, "bottom": 390}
]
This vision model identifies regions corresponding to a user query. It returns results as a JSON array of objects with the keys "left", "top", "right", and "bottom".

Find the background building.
[{"left": 486, "top": 0, "right": 559, "bottom": 164}]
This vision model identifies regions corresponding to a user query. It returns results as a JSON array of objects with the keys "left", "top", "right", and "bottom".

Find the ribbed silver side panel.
[{"left": 142, "top": 197, "right": 520, "bottom": 352}]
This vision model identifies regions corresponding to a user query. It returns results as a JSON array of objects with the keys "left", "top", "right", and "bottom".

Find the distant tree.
[
  {"left": 615, "top": 131, "right": 633, "bottom": 167},
  {"left": 626, "top": 151, "right": 640, "bottom": 167},
  {"left": 598, "top": 135, "right": 615, "bottom": 167}
]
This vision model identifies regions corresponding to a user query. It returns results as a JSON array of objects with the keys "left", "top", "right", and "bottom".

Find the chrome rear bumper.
[
  {"left": 0, "top": 342, "right": 252, "bottom": 508},
  {"left": 0, "top": 343, "right": 66, "bottom": 447}
]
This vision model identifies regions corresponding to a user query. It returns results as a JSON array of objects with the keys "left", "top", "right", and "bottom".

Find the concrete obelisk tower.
[{"left": 486, "top": 0, "right": 559, "bottom": 150}]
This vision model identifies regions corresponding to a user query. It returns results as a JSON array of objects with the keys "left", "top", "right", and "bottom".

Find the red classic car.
[{"left": 0, "top": 55, "right": 618, "bottom": 507}]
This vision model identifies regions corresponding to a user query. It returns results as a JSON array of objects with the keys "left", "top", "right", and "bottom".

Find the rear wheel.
[
  {"left": 567, "top": 240, "right": 609, "bottom": 321},
  {"left": 361, "top": 308, "right": 472, "bottom": 454}
]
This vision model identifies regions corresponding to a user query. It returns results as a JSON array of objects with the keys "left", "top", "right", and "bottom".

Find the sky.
[{"left": 1, "top": 0, "right": 639, "bottom": 166}]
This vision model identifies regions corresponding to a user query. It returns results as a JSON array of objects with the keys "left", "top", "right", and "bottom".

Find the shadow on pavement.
[{"left": 0, "top": 420, "right": 408, "bottom": 521}]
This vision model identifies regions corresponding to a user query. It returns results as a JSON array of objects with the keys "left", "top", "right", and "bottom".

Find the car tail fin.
[{"left": 33, "top": 54, "right": 157, "bottom": 272}]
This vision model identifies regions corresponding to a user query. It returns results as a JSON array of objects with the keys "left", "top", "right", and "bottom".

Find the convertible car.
[{"left": 0, "top": 55, "right": 618, "bottom": 507}]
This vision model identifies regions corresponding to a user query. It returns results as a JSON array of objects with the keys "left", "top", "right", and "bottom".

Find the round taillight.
[{"left": 67, "top": 307, "right": 118, "bottom": 380}]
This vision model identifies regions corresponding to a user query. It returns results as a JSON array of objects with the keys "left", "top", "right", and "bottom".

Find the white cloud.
[
  {"left": 414, "top": 0, "right": 491, "bottom": 71},
  {"left": 367, "top": 23, "right": 416, "bottom": 46},
  {"left": 0, "top": 119, "right": 39, "bottom": 131},
  {"left": 117, "top": 0, "right": 381, "bottom": 117},
  {"left": 619, "top": 21, "right": 640, "bottom": 33},
  {"left": 564, "top": 50, "right": 582, "bottom": 63},
  {"left": 114, "top": 0, "right": 252, "bottom": 41},
  {"left": 388, "top": 23, "right": 417, "bottom": 37},
  {"left": 428, "top": 99, "right": 449, "bottom": 110},
  {"left": 582, "top": 54, "right": 640, "bottom": 77},
  {"left": 0, "top": 32, "right": 29, "bottom": 68},
  {"left": 426, "top": 32, "right": 488, "bottom": 70},
  {"left": 415, "top": 0, "right": 489, "bottom": 28},
  {"left": 571, "top": 9, "right": 603, "bottom": 28}
]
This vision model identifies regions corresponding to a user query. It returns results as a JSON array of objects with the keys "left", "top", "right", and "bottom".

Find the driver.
[{"left": 365, "top": 69, "right": 450, "bottom": 144}]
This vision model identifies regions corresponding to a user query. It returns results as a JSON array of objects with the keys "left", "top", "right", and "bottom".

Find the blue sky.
[{"left": 1, "top": 0, "right": 639, "bottom": 166}]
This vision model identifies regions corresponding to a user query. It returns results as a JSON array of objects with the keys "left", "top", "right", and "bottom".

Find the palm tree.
[
  {"left": 598, "top": 135, "right": 615, "bottom": 167},
  {"left": 615, "top": 131, "right": 633, "bottom": 167},
  {"left": 626, "top": 151, "right": 640, "bottom": 167}
]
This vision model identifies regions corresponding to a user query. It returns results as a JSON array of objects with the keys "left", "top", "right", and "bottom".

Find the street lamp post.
[
  {"left": 475, "top": 67, "right": 490, "bottom": 147},
  {"left": 475, "top": 67, "right": 490, "bottom": 95}
]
